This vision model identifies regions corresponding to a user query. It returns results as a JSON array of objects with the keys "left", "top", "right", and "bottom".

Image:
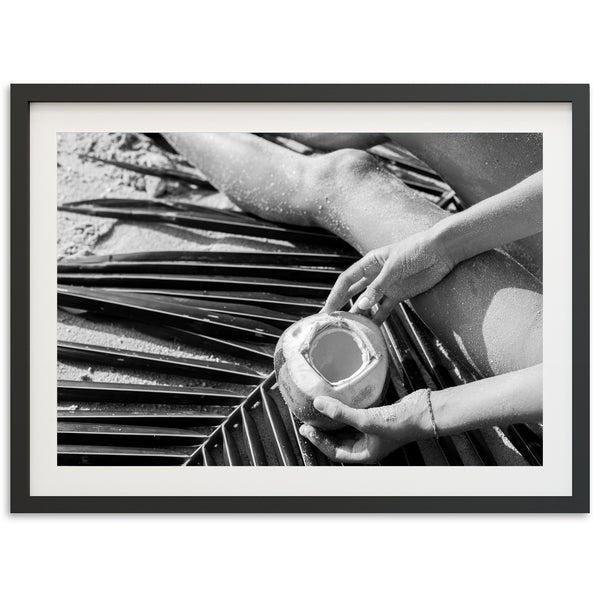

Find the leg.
[
  {"left": 288, "top": 132, "right": 543, "bottom": 277},
  {"left": 165, "top": 133, "right": 317, "bottom": 226},
  {"left": 164, "top": 134, "right": 542, "bottom": 378},
  {"left": 287, "top": 132, "right": 543, "bottom": 205}
]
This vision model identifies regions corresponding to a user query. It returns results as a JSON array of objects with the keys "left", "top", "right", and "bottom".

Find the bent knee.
[
  {"left": 310, "top": 149, "right": 380, "bottom": 187},
  {"left": 299, "top": 149, "right": 389, "bottom": 228}
]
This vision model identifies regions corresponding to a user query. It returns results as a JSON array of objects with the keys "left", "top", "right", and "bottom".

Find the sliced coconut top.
[{"left": 305, "top": 322, "right": 375, "bottom": 386}]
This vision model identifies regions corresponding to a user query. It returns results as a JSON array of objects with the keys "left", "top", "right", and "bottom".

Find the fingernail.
[
  {"left": 313, "top": 396, "right": 328, "bottom": 411},
  {"left": 357, "top": 296, "right": 372, "bottom": 310},
  {"left": 298, "top": 425, "right": 308, "bottom": 437}
]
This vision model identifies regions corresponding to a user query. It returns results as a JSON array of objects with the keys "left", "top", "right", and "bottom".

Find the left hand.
[
  {"left": 299, "top": 393, "right": 428, "bottom": 464},
  {"left": 321, "top": 229, "right": 455, "bottom": 324}
]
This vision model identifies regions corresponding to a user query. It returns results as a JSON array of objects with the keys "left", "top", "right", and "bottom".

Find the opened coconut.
[{"left": 274, "top": 311, "right": 389, "bottom": 430}]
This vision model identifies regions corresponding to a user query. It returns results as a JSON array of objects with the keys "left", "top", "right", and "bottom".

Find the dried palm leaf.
[
  {"left": 58, "top": 273, "right": 331, "bottom": 299},
  {"left": 59, "top": 198, "right": 346, "bottom": 247},
  {"left": 60, "top": 249, "right": 358, "bottom": 268},
  {"left": 58, "top": 285, "right": 282, "bottom": 343},
  {"left": 79, "top": 153, "right": 214, "bottom": 189},
  {"left": 58, "top": 380, "right": 248, "bottom": 406},
  {"left": 58, "top": 258, "right": 342, "bottom": 284},
  {"left": 58, "top": 340, "right": 263, "bottom": 384},
  {"left": 91, "top": 287, "right": 321, "bottom": 315}
]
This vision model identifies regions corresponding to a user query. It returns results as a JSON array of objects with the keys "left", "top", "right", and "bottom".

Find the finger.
[
  {"left": 298, "top": 425, "right": 363, "bottom": 463},
  {"left": 313, "top": 396, "right": 368, "bottom": 431},
  {"left": 350, "top": 267, "right": 391, "bottom": 314},
  {"left": 372, "top": 295, "right": 400, "bottom": 325},
  {"left": 325, "top": 277, "right": 371, "bottom": 312},
  {"left": 346, "top": 276, "right": 370, "bottom": 298},
  {"left": 298, "top": 425, "right": 339, "bottom": 460},
  {"left": 322, "top": 254, "right": 381, "bottom": 313},
  {"left": 321, "top": 263, "right": 367, "bottom": 314}
]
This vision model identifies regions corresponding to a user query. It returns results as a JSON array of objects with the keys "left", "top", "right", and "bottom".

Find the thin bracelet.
[{"left": 424, "top": 388, "right": 439, "bottom": 439}]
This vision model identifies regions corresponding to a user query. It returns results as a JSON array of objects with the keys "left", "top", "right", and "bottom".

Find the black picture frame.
[{"left": 11, "top": 84, "right": 590, "bottom": 513}]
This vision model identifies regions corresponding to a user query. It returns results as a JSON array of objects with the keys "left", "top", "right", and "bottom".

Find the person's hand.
[
  {"left": 322, "top": 229, "right": 455, "bottom": 324},
  {"left": 299, "top": 392, "right": 429, "bottom": 464}
]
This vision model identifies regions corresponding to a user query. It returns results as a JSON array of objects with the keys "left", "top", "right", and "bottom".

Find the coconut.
[{"left": 274, "top": 311, "right": 389, "bottom": 430}]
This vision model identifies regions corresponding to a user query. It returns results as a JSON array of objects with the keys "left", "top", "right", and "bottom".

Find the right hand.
[
  {"left": 322, "top": 228, "right": 455, "bottom": 324},
  {"left": 299, "top": 391, "right": 431, "bottom": 464}
]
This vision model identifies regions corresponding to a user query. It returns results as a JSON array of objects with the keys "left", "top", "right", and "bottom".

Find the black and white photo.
[{"left": 56, "top": 131, "right": 544, "bottom": 467}]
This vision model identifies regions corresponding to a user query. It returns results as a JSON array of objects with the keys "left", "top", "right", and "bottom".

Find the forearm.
[
  {"left": 412, "top": 364, "right": 542, "bottom": 439},
  {"left": 431, "top": 171, "right": 543, "bottom": 265}
]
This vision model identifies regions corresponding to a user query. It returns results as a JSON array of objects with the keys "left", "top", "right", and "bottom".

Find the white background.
[{"left": 1, "top": 1, "right": 596, "bottom": 599}]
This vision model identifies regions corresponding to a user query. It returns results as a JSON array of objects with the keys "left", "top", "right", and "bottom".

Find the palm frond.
[
  {"left": 58, "top": 340, "right": 263, "bottom": 384},
  {"left": 59, "top": 249, "right": 358, "bottom": 268},
  {"left": 59, "top": 198, "right": 348, "bottom": 247},
  {"left": 78, "top": 153, "right": 214, "bottom": 189}
]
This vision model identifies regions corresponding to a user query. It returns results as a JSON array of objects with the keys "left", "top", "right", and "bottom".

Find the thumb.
[
  {"left": 351, "top": 268, "right": 390, "bottom": 314},
  {"left": 313, "top": 396, "right": 368, "bottom": 431}
]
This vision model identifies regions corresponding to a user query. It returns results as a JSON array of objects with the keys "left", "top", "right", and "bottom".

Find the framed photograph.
[{"left": 11, "top": 84, "right": 589, "bottom": 513}]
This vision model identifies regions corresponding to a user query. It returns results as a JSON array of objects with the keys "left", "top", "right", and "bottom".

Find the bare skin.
[
  {"left": 301, "top": 363, "right": 542, "bottom": 464},
  {"left": 165, "top": 133, "right": 542, "bottom": 380},
  {"left": 286, "top": 132, "right": 543, "bottom": 207},
  {"left": 323, "top": 171, "right": 543, "bottom": 325},
  {"left": 288, "top": 132, "right": 544, "bottom": 275}
]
